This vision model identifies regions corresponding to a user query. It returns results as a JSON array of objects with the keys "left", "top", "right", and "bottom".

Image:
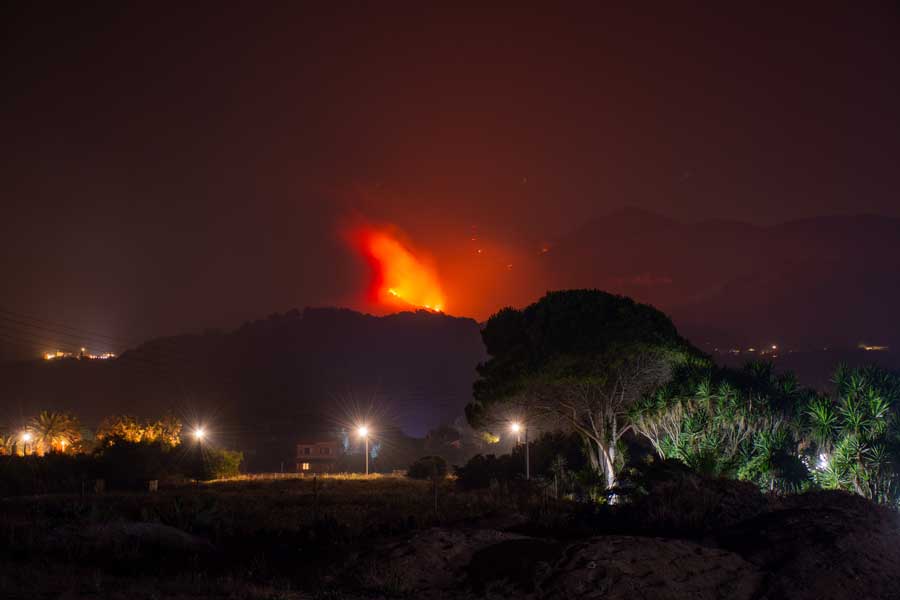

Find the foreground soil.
[{"left": 1, "top": 476, "right": 898, "bottom": 599}]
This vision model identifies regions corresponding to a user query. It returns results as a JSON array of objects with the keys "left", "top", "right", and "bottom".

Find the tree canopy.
[
  {"left": 466, "top": 290, "right": 704, "bottom": 490},
  {"left": 467, "top": 289, "right": 701, "bottom": 428}
]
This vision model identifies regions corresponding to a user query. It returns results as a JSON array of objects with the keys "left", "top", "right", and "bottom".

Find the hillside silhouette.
[{"left": 0, "top": 308, "right": 485, "bottom": 469}]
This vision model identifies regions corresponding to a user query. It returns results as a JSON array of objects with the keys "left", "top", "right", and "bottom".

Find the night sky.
[{"left": 2, "top": 3, "right": 899, "bottom": 358}]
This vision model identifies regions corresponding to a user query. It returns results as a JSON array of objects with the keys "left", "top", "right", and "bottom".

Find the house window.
[
  {"left": 321, "top": 447, "right": 330, "bottom": 455},
  {"left": 301, "top": 462, "right": 310, "bottom": 471},
  {"left": 303, "top": 447, "right": 311, "bottom": 455}
]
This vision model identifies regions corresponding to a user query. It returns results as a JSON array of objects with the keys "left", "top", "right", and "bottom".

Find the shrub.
[
  {"left": 94, "top": 438, "right": 179, "bottom": 487},
  {"left": 455, "top": 454, "right": 515, "bottom": 490},
  {"left": 407, "top": 456, "right": 448, "bottom": 480},
  {"left": 203, "top": 448, "right": 243, "bottom": 479}
]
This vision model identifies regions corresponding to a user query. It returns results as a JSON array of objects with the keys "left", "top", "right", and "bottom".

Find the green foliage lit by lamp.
[
  {"left": 805, "top": 364, "right": 900, "bottom": 505},
  {"left": 631, "top": 360, "right": 812, "bottom": 494},
  {"left": 203, "top": 448, "right": 244, "bottom": 480}
]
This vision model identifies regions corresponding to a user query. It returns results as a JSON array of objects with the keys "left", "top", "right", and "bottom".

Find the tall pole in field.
[
  {"left": 511, "top": 421, "right": 530, "bottom": 480},
  {"left": 358, "top": 425, "right": 370, "bottom": 475},
  {"left": 525, "top": 425, "right": 530, "bottom": 481},
  {"left": 193, "top": 427, "right": 206, "bottom": 480}
]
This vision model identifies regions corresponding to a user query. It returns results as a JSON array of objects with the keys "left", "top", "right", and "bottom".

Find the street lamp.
[
  {"left": 358, "top": 425, "right": 370, "bottom": 475},
  {"left": 191, "top": 427, "right": 207, "bottom": 483},
  {"left": 510, "top": 421, "right": 529, "bottom": 480},
  {"left": 21, "top": 431, "right": 33, "bottom": 455}
]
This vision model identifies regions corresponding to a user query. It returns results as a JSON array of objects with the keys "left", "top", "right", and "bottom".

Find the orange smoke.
[{"left": 352, "top": 226, "right": 446, "bottom": 312}]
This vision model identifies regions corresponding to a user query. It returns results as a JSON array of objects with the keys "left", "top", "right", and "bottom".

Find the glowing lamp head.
[
  {"left": 21, "top": 432, "right": 33, "bottom": 443},
  {"left": 358, "top": 426, "right": 369, "bottom": 438},
  {"left": 192, "top": 427, "right": 206, "bottom": 441},
  {"left": 510, "top": 422, "right": 521, "bottom": 433}
]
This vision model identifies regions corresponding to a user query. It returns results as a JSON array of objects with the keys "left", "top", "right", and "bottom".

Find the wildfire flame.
[{"left": 354, "top": 227, "right": 446, "bottom": 312}]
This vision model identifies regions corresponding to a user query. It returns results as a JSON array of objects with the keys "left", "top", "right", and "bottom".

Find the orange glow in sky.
[{"left": 354, "top": 226, "right": 446, "bottom": 312}]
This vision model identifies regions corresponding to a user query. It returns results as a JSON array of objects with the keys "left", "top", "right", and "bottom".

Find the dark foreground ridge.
[{"left": 1, "top": 472, "right": 897, "bottom": 600}]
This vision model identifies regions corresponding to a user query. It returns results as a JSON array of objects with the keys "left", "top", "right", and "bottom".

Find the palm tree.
[
  {"left": 26, "top": 411, "right": 81, "bottom": 455},
  {"left": 0, "top": 433, "right": 13, "bottom": 455}
]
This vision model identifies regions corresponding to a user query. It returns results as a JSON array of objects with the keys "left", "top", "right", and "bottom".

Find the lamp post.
[
  {"left": 21, "top": 431, "right": 33, "bottom": 456},
  {"left": 358, "top": 426, "right": 369, "bottom": 475},
  {"left": 193, "top": 427, "right": 206, "bottom": 442},
  {"left": 511, "top": 422, "right": 529, "bottom": 480},
  {"left": 193, "top": 427, "right": 206, "bottom": 480}
]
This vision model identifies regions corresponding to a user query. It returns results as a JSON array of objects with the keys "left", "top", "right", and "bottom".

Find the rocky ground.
[
  {"left": 344, "top": 491, "right": 900, "bottom": 599},
  {"left": 2, "top": 479, "right": 898, "bottom": 599}
]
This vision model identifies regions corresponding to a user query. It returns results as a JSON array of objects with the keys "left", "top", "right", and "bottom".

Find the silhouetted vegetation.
[
  {"left": 407, "top": 455, "right": 448, "bottom": 480},
  {"left": 0, "top": 413, "right": 242, "bottom": 496},
  {"left": 468, "top": 290, "right": 900, "bottom": 507}
]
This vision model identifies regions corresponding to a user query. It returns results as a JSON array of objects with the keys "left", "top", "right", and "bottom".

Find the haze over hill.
[
  {"left": 544, "top": 208, "right": 900, "bottom": 352},
  {"left": 3, "top": 209, "right": 900, "bottom": 467}
]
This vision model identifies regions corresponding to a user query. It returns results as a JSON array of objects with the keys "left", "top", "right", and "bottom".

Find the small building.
[{"left": 296, "top": 439, "right": 341, "bottom": 473}]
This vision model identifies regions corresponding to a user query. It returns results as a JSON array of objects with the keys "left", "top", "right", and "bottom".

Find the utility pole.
[{"left": 525, "top": 425, "right": 530, "bottom": 480}]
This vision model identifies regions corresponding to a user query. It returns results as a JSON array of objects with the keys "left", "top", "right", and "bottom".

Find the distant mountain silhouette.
[
  {"left": 0, "top": 308, "right": 485, "bottom": 469},
  {"left": 543, "top": 208, "right": 900, "bottom": 351}
]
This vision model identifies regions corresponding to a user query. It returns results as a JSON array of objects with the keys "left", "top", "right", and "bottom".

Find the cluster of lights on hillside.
[
  {"left": 859, "top": 343, "right": 889, "bottom": 352},
  {"left": 712, "top": 342, "right": 890, "bottom": 356},
  {"left": 714, "top": 344, "right": 782, "bottom": 357},
  {"left": 43, "top": 348, "right": 116, "bottom": 361}
]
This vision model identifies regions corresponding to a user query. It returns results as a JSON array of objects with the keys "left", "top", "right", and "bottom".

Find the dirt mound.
[
  {"left": 621, "top": 460, "right": 769, "bottom": 537},
  {"left": 538, "top": 535, "right": 762, "bottom": 600},
  {"left": 354, "top": 527, "right": 532, "bottom": 596},
  {"left": 719, "top": 490, "right": 900, "bottom": 600},
  {"left": 466, "top": 538, "right": 564, "bottom": 592}
]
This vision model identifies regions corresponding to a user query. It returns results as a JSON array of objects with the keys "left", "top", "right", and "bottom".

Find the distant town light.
[
  {"left": 193, "top": 427, "right": 206, "bottom": 441},
  {"left": 859, "top": 343, "right": 889, "bottom": 352}
]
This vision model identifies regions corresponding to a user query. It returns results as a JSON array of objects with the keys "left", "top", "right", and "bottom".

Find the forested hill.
[{"left": 0, "top": 308, "right": 485, "bottom": 468}]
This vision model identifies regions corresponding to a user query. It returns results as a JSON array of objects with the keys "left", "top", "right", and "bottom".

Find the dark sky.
[{"left": 2, "top": 3, "right": 899, "bottom": 357}]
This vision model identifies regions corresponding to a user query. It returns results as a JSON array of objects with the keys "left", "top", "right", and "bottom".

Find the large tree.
[{"left": 467, "top": 289, "right": 701, "bottom": 489}]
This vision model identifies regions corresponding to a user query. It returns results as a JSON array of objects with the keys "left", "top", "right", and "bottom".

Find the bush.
[
  {"left": 0, "top": 453, "right": 96, "bottom": 496},
  {"left": 407, "top": 456, "right": 448, "bottom": 480},
  {"left": 203, "top": 448, "right": 243, "bottom": 479},
  {"left": 455, "top": 454, "right": 515, "bottom": 490},
  {"left": 616, "top": 457, "right": 767, "bottom": 536},
  {"left": 95, "top": 438, "right": 178, "bottom": 487}
]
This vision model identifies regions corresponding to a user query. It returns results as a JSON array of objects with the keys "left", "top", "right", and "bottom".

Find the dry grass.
[{"left": 209, "top": 471, "right": 400, "bottom": 482}]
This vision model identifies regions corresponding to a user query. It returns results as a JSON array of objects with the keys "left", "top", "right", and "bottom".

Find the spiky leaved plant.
[{"left": 806, "top": 365, "right": 900, "bottom": 505}]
